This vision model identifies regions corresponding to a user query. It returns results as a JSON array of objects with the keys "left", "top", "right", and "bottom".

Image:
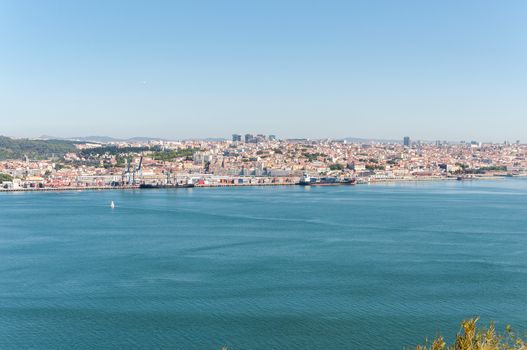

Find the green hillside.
[{"left": 0, "top": 136, "right": 79, "bottom": 160}]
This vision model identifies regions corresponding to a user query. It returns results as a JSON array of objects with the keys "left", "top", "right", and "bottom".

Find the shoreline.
[
  {"left": 367, "top": 175, "right": 505, "bottom": 184},
  {"left": 0, "top": 185, "right": 139, "bottom": 192},
  {"left": 0, "top": 175, "right": 510, "bottom": 193}
]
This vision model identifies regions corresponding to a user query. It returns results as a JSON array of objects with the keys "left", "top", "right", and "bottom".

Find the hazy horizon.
[
  {"left": 1, "top": 0, "right": 526, "bottom": 141},
  {"left": 2, "top": 133, "right": 521, "bottom": 145}
]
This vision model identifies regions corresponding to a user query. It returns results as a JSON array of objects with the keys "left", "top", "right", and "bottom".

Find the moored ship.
[
  {"left": 298, "top": 174, "right": 356, "bottom": 186},
  {"left": 139, "top": 183, "right": 195, "bottom": 189}
]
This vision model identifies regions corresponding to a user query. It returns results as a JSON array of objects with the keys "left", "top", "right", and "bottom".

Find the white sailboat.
[{"left": 110, "top": 201, "right": 115, "bottom": 209}]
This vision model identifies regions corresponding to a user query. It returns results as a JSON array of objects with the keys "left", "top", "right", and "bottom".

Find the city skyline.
[
  {"left": 1, "top": 1, "right": 526, "bottom": 141},
  {"left": 6, "top": 133, "right": 522, "bottom": 145}
]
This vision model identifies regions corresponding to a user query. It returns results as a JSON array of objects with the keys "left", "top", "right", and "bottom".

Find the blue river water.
[{"left": 1, "top": 179, "right": 527, "bottom": 349}]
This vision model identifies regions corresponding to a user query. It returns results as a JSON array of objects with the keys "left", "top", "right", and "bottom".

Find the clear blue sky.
[{"left": 1, "top": 0, "right": 526, "bottom": 141}]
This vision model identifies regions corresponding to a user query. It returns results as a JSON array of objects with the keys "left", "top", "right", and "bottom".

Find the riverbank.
[
  {"left": 0, "top": 185, "right": 139, "bottom": 192},
  {"left": 367, "top": 175, "right": 505, "bottom": 184},
  {"left": 0, "top": 175, "right": 510, "bottom": 192}
]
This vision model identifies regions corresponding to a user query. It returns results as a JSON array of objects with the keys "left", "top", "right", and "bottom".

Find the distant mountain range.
[
  {"left": 37, "top": 135, "right": 400, "bottom": 144},
  {"left": 342, "top": 137, "right": 401, "bottom": 143},
  {"left": 38, "top": 135, "right": 231, "bottom": 143},
  {"left": 38, "top": 135, "right": 168, "bottom": 143}
]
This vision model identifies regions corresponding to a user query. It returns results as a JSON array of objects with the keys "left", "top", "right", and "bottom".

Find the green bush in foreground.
[
  {"left": 416, "top": 318, "right": 526, "bottom": 350},
  {"left": 220, "top": 318, "right": 526, "bottom": 350}
]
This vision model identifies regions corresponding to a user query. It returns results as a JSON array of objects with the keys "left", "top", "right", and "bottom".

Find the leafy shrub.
[{"left": 415, "top": 318, "right": 526, "bottom": 350}]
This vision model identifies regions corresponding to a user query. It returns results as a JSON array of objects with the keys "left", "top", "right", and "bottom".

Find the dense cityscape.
[{"left": 1, "top": 134, "right": 526, "bottom": 191}]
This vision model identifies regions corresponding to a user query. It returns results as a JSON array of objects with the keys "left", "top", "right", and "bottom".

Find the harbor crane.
[
  {"left": 121, "top": 155, "right": 143, "bottom": 185},
  {"left": 132, "top": 156, "right": 143, "bottom": 185}
]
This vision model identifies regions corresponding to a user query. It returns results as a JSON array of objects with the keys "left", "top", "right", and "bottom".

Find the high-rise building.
[
  {"left": 268, "top": 135, "right": 277, "bottom": 141},
  {"left": 232, "top": 134, "right": 242, "bottom": 142},
  {"left": 403, "top": 136, "right": 411, "bottom": 147},
  {"left": 245, "top": 134, "right": 254, "bottom": 143}
]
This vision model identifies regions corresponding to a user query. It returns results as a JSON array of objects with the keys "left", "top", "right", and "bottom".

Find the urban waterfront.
[{"left": 1, "top": 179, "right": 527, "bottom": 349}]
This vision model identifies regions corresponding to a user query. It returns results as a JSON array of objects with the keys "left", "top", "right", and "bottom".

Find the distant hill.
[
  {"left": 342, "top": 137, "right": 401, "bottom": 143},
  {"left": 70, "top": 136, "right": 121, "bottom": 143},
  {"left": 0, "top": 136, "right": 79, "bottom": 160},
  {"left": 39, "top": 135, "right": 167, "bottom": 143},
  {"left": 127, "top": 136, "right": 168, "bottom": 142},
  {"left": 186, "top": 137, "right": 227, "bottom": 142}
]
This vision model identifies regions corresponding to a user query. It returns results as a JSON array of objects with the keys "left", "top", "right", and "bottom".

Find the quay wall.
[{"left": 0, "top": 176, "right": 506, "bottom": 193}]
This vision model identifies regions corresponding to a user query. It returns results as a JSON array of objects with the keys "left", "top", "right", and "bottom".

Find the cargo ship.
[
  {"left": 139, "top": 183, "right": 195, "bottom": 189},
  {"left": 298, "top": 175, "right": 356, "bottom": 186}
]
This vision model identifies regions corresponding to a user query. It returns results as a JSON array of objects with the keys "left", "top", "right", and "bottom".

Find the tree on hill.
[
  {"left": 0, "top": 173, "right": 13, "bottom": 182},
  {"left": 0, "top": 136, "right": 78, "bottom": 160}
]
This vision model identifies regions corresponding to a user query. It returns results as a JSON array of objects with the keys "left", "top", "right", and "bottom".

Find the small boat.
[{"left": 110, "top": 201, "right": 115, "bottom": 209}]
